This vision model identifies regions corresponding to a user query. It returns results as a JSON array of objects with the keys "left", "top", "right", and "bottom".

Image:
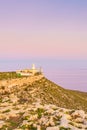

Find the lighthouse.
[
  {"left": 16, "top": 64, "right": 43, "bottom": 76},
  {"left": 31, "top": 64, "right": 37, "bottom": 75},
  {"left": 32, "top": 64, "right": 36, "bottom": 70}
]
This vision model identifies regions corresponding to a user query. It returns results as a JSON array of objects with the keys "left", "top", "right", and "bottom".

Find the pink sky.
[{"left": 0, "top": 0, "right": 87, "bottom": 60}]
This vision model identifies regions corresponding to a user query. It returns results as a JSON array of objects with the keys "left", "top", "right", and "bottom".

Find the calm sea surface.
[{"left": 0, "top": 59, "right": 87, "bottom": 92}]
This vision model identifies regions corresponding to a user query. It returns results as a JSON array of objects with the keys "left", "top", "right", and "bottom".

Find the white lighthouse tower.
[
  {"left": 32, "top": 64, "right": 37, "bottom": 75},
  {"left": 32, "top": 64, "right": 36, "bottom": 70}
]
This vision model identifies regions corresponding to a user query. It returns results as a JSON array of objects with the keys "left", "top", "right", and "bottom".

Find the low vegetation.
[
  {"left": 0, "top": 72, "right": 87, "bottom": 129},
  {"left": 0, "top": 72, "right": 22, "bottom": 80}
]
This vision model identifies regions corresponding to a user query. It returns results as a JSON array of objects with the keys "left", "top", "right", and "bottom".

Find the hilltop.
[
  {"left": 0, "top": 72, "right": 87, "bottom": 129},
  {"left": 0, "top": 72, "right": 87, "bottom": 111}
]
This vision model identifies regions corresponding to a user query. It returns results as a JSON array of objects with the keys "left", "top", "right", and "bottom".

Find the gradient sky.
[{"left": 0, "top": 0, "right": 87, "bottom": 59}]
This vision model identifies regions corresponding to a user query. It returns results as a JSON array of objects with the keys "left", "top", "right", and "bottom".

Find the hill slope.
[
  {"left": 0, "top": 73, "right": 87, "bottom": 129},
  {"left": 0, "top": 75, "right": 87, "bottom": 111},
  {"left": 31, "top": 77, "right": 87, "bottom": 111}
]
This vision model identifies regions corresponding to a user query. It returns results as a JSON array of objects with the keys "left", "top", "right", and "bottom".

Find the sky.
[{"left": 0, "top": 0, "right": 87, "bottom": 60}]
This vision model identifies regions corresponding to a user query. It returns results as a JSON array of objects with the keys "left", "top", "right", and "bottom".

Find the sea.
[{"left": 0, "top": 59, "right": 87, "bottom": 92}]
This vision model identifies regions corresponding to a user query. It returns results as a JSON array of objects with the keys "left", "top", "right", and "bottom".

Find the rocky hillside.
[{"left": 0, "top": 72, "right": 87, "bottom": 129}]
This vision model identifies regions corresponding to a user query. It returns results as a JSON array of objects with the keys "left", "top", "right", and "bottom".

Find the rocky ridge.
[{"left": 0, "top": 74, "right": 87, "bottom": 129}]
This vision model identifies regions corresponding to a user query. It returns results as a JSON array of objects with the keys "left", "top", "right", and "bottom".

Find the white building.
[{"left": 16, "top": 64, "right": 43, "bottom": 76}]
